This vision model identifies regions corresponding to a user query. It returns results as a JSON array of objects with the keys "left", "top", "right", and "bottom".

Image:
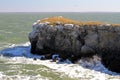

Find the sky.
[{"left": 0, "top": 0, "right": 120, "bottom": 12}]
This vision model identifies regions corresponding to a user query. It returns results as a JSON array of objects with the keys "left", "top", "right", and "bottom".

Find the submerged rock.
[{"left": 29, "top": 17, "right": 120, "bottom": 73}]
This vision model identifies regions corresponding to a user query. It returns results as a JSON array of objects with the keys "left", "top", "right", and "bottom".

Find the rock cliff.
[{"left": 29, "top": 16, "right": 120, "bottom": 73}]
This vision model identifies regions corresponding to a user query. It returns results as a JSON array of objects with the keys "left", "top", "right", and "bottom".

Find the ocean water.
[
  {"left": 0, "top": 12, "right": 120, "bottom": 80},
  {"left": 1, "top": 12, "right": 120, "bottom": 49}
]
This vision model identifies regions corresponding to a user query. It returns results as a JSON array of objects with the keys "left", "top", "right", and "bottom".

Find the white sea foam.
[
  {"left": 0, "top": 73, "right": 48, "bottom": 80},
  {"left": 0, "top": 42, "right": 120, "bottom": 80}
]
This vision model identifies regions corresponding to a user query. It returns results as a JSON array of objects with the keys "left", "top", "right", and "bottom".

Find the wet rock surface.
[{"left": 29, "top": 17, "right": 120, "bottom": 73}]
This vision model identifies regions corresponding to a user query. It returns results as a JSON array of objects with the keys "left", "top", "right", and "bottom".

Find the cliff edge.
[{"left": 29, "top": 16, "right": 120, "bottom": 73}]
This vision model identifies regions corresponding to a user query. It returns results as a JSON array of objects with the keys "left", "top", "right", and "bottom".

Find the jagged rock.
[{"left": 29, "top": 17, "right": 120, "bottom": 73}]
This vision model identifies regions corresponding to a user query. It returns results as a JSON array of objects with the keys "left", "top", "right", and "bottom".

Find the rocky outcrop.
[{"left": 29, "top": 17, "right": 120, "bottom": 73}]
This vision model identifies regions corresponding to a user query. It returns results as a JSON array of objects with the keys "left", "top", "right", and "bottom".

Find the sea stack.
[{"left": 29, "top": 16, "right": 120, "bottom": 73}]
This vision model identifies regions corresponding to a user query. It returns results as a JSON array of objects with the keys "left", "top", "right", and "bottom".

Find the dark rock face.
[
  {"left": 29, "top": 22, "right": 120, "bottom": 73},
  {"left": 101, "top": 49, "right": 120, "bottom": 73}
]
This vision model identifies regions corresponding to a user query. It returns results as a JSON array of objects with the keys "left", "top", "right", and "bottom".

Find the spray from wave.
[{"left": 0, "top": 42, "right": 120, "bottom": 80}]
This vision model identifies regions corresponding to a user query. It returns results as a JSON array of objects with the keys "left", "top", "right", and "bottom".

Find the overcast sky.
[{"left": 0, "top": 0, "right": 120, "bottom": 12}]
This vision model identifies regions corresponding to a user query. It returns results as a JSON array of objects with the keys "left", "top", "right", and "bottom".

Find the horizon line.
[{"left": 0, "top": 11, "right": 120, "bottom": 13}]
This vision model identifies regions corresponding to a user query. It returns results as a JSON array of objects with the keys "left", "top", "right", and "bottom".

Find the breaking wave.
[{"left": 0, "top": 42, "right": 120, "bottom": 80}]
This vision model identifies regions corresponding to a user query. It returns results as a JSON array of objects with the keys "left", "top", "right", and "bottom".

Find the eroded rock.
[{"left": 29, "top": 17, "right": 120, "bottom": 73}]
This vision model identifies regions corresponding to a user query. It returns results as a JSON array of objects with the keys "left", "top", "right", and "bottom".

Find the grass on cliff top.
[{"left": 38, "top": 16, "right": 120, "bottom": 26}]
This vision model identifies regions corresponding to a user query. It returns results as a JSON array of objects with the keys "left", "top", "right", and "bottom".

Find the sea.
[{"left": 0, "top": 12, "right": 120, "bottom": 80}]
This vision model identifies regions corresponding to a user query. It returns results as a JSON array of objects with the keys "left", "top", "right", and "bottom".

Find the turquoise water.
[{"left": 0, "top": 12, "right": 120, "bottom": 80}]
